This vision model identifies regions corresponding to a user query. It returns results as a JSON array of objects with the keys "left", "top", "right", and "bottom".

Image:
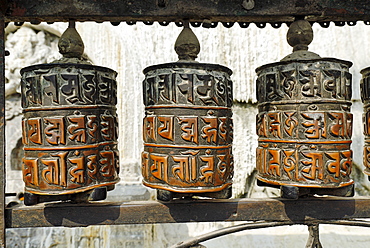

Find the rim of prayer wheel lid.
[
  {"left": 20, "top": 62, "right": 117, "bottom": 76},
  {"left": 360, "top": 66, "right": 370, "bottom": 75},
  {"left": 144, "top": 21, "right": 232, "bottom": 76},
  {"left": 21, "top": 21, "right": 117, "bottom": 75},
  {"left": 143, "top": 62, "right": 232, "bottom": 76},
  {"left": 255, "top": 57, "right": 353, "bottom": 73}
]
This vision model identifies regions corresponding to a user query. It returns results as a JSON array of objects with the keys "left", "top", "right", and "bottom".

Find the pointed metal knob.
[
  {"left": 174, "top": 22, "right": 200, "bottom": 61},
  {"left": 287, "top": 19, "right": 313, "bottom": 52},
  {"left": 58, "top": 21, "right": 84, "bottom": 59},
  {"left": 281, "top": 19, "right": 320, "bottom": 61}
]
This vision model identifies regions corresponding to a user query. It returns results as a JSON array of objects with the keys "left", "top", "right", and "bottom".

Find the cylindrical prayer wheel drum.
[
  {"left": 21, "top": 63, "right": 120, "bottom": 200},
  {"left": 142, "top": 62, "right": 233, "bottom": 197},
  {"left": 256, "top": 58, "right": 354, "bottom": 190},
  {"left": 361, "top": 67, "right": 370, "bottom": 177}
]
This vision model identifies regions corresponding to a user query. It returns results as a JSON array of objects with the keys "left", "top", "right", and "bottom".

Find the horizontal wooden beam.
[
  {"left": 4, "top": 0, "right": 370, "bottom": 23},
  {"left": 5, "top": 197, "right": 370, "bottom": 228}
]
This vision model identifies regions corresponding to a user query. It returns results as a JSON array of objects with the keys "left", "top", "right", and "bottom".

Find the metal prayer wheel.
[
  {"left": 361, "top": 68, "right": 370, "bottom": 178},
  {"left": 142, "top": 23, "right": 233, "bottom": 201},
  {"left": 256, "top": 20, "right": 354, "bottom": 199},
  {"left": 20, "top": 23, "right": 119, "bottom": 205}
]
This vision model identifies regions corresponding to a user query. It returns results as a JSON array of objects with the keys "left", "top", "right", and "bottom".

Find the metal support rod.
[
  {"left": 0, "top": 15, "right": 5, "bottom": 248},
  {"left": 169, "top": 221, "right": 294, "bottom": 248},
  {"left": 306, "top": 224, "right": 323, "bottom": 248},
  {"left": 170, "top": 219, "right": 370, "bottom": 248}
]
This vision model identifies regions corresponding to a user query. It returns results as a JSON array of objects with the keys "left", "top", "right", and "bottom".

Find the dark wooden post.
[{"left": 0, "top": 14, "right": 6, "bottom": 248}]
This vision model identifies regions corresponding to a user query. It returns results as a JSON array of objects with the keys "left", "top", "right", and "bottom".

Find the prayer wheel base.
[
  {"left": 156, "top": 186, "right": 232, "bottom": 201},
  {"left": 257, "top": 180, "right": 354, "bottom": 199},
  {"left": 23, "top": 186, "right": 111, "bottom": 206}
]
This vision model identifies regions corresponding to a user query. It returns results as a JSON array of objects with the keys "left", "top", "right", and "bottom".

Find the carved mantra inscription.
[
  {"left": 142, "top": 63, "right": 233, "bottom": 192},
  {"left": 21, "top": 64, "right": 117, "bottom": 108},
  {"left": 21, "top": 64, "right": 119, "bottom": 194},
  {"left": 22, "top": 110, "right": 118, "bottom": 147},
  {"left": 257, "top": 145, "right": 352, "bottom": 186},
  {"left": 143, "top": 65, "right": 232, "bottom": 107},
  {"left": 256, "top": 61, "right": 352, "bottom": 102},
  {"left": 143, "top": 115, "right": 233, "bottom": 145},
  {"left": 23, "top": 145, "right": 119, "bottom": 191},
  {"left": 257, "top": 111, "right": 352, "bottom": 141},
  {"left": 256, "top": 59, "right": 353, "bottom": 187},
  {"left": 142, "top": 148, "right": 233, "bottom": 189}
]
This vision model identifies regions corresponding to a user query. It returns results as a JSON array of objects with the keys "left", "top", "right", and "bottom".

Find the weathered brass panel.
[
  {"left": 20, "top": 63, "right": 120, "bottom": 196},
  {"left": 256, "top": 59, "right": 354, "bottom": 188},
  {"left": 142, "top": 62, "right": 233, "bottom": 194}
]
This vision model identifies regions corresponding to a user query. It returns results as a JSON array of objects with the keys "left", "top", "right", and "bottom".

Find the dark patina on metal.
[
  {"left": 255, "top": 20, "right": 354, "bottom": 198},
  {"left": 20, "top": 22, "right": 119, "bottom": 205},
  {"left": 360, "top": 67, "right": 370, "bottom": 179},
  {"left": 142, "top": 23, "right": 233, "bottom": 201}
]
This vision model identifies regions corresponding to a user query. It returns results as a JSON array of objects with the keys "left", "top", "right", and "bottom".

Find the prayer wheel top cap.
[
  {"left": 21, "top": 22, "right": 116, "bottom": 73},
  {"left": 20, "top": 62, "right": 117, "bottom": 75},
  {"left": 143, "top": 61, "right": 232, "bottom": 75},
  {"left": 174, "top": 22, "right": 200, "bottom": 62},
  {"left": 144, "top": 21, "right": 232, "bottom": 74},
  {"left": 53, "top": 22, "right": 91, "bottom": 64},
  {"left": 281, "top": 19, "right": 321, "bottom": 62},
  {"left": 360, "top": 66, "right": 370, "bottom": 75}
]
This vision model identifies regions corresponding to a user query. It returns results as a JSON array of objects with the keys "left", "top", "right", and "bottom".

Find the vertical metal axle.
[{"left": 306, "top": 224, "right": 323, "bottom": 248}]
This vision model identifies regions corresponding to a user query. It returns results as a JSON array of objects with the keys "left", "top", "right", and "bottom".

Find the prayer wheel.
[
  {"left": 256, "top": 20, "right": 354, "bottom": 199},
  {"left": 21, "top": 23, "right": 120, "bottom": 205},
  {"left": 142, "top": 23, "right": 233, "bottom": 201},
  {"left": 361, "top": 68, "right": 370, "bottom": 179}
]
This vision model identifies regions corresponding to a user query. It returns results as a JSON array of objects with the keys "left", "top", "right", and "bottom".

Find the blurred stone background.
[{"left": 4, "top": 21, "right": 370, "bottom": 247}]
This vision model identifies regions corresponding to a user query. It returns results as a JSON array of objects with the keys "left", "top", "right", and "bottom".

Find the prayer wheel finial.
[
  {"left": 58, "top": 21, "right": 85, "bottom": 59},
  {"left": 281, "top": 19, "right": 320, "bottom": 61},
  {"left": 174, "top": 21, "right": 200, "bottom": 61}
]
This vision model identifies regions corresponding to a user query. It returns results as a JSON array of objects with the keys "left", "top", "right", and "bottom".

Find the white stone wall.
[{"left": 4, "top": 21, "right": 370, "bottom": 247}]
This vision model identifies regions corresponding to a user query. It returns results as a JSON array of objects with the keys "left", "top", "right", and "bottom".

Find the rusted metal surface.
[
  {"left": 20, "top": 24, "right": 119, "bottom": 205},
  {"left": 142, "top": 25, "right": 233, "bottom": 200},
  {"left": 4, "top": 0, "right": 370, "bottom": 23},
  {"left": 0, "top": 15, "right": 5, "bottom": 248},
  {"left": 5, "top": 197, "right": 370, "bottom": 228}
]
